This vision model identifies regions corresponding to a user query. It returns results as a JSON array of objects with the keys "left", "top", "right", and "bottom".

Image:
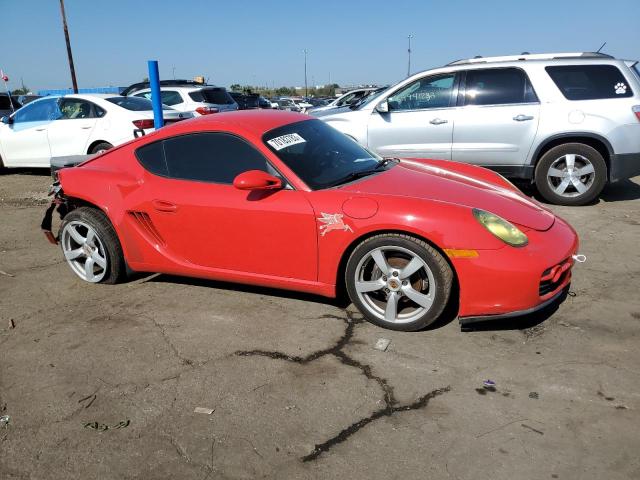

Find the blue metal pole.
[{"left": 147, "top": 60, "right": 163, "bottom": 129}]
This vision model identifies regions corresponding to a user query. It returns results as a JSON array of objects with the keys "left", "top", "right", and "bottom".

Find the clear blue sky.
[{"left": 1, "top": 0, "right": 638, "bottom": 92}]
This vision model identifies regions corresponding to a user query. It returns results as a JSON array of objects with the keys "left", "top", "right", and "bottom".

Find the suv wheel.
[{"left": 535, "top": 143, "right": 607, "bottom": 206}]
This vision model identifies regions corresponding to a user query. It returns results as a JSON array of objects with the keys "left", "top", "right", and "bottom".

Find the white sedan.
[{"left": 0, "top": 94, "right": 191, "bottom": 168}]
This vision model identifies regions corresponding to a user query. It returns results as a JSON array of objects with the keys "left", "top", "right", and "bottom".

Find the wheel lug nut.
[
  {"left": 392, "top": 271, "right": 398, "bottom": 277},
  {"left": 384, "top": 288, "right": 389, "bottom": 293},
  {"left": 382, "top": 276, "right": 387, "bottom": 281},
  {"left": 403, "top": 281, "right": 408, "bottom": 286}
]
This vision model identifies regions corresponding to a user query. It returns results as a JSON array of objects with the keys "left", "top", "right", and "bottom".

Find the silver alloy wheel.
[
  {"left": 354, "top": 246, "right": 436, "bottom": 324},
  {"left": 61, "top": 220, "right": 108, "bottom": 283},
  {"left": 546, "top": 153, "right": 595, "bottom": 198}
]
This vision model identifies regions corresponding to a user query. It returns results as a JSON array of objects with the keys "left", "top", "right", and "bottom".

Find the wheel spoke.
[
  {"left": 399, "top": 256, "right": 423, "bottom": 280},
  {"left": 91, "top": 250, "right": 107, "bottom": 269},
  {"left": 565, "top": 154, "right": 576, "bottom": 170},
  {"left": 68, "top": 225, "right": 86, "bottom": 244},
  {"left": 85, "top": 228, "right": 95, "bottom": 245},
  {"left": 84, "top": 258, "right": 95, "bottom": 281},
  {"left": 554, "top": 177, "right": 571, "bottom": 194},
  {"left": 370, "top": 249, "right": 390, "bottom": 275},
  {"left": 547, "top": 167, "right": 565, "bottom": 178},
  {"left": 575, "top": 164, "right": 594, "bottom": 176},
  {"left": 570, "top": 177, "right": 587, "bottom": 194},
  {"left": 64, "top": 247, "right": 84, "bottom": 261},
  {"left": 384, "top": 292, "right": 398, "bottom": 321},
  {"left": 402, "top": 286, "right": 434, "bottom": 310},
  {"left": 356, "top": 279, "right": 385, "bottom": 293}
]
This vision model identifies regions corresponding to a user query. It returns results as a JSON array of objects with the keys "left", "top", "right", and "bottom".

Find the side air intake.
[{"left": 127, "top": 211, "right": 165, "bottom": 246}]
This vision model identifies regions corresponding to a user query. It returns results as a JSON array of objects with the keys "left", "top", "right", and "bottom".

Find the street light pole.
[
  {"left": 303, "top": 49, "right": 308, "bottom": 98},
  {"left": 59, "top": 0, "right": 78, "bottom": 93},
  {"left": 407, "top": 34, "right": 413, "bottom": 77}
]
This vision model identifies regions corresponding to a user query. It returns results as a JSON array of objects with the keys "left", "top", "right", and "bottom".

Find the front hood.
[
  {"left": 309, "top": 106, "right": 352, "bottom": 118},
  {"left": 339, "top": 161, "right": 555, "bottom": 231}
]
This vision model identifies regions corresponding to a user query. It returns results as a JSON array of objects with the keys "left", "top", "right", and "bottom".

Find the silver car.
[{"left": 316, "top": 52, "right": 640, "bottom": 205}]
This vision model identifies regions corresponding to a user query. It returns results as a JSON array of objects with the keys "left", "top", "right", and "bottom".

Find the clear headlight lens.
[{"left": 472, "top": 208, "right": 528, "bottom": 247}]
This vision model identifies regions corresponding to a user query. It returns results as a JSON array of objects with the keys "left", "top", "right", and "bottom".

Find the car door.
[
  {"left": 451, "top": 67, "right": 540, "bottom": 167},
  {"left": 134, "top": 132, "right": 318, "bottom": 281},
  {"left": 46, "top": 98, "right": 99, "bottom": 157},
  {"left": 367, "top": 73, "right": 458, "bottom": 160},
  {"left": 0, "top": 98, "right": 59, "bottom": 167}
]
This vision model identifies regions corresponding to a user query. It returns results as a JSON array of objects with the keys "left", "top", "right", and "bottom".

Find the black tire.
[
  {"left": 534, "top": 143, "right": 607, "bottom": 206},
  {"left": 345, "top": 234, "right": 453, "bottom": 331},
  {"left": 90, "top": 142, "right": 113, "bottom": 155},
  {"left": 59, "top": 207, "right": 126, "bottom": 284}
]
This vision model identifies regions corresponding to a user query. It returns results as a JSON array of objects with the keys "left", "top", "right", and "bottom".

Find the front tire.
[
  {"left": 59, "top": 207, "right": 125, "bottom": 284},
  {"left": 534, "top": 143, "right": 606, "bottom": 206},
  {"left": 345, "top": 234, "right": 453, "bottom": 331}
]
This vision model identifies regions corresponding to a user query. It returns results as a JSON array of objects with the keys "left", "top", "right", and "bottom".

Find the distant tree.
[
  {"left": 229, "top": 84, "right": 243, "bottom": 92},
  {"left": 12, "top": 86, "right": 30, "bottom": 95},
  {"left": 142, "top": 76, "right": 149, "bottom": 82}
]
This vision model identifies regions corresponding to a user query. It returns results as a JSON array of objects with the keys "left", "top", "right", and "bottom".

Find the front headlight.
[{"left": 472, "top": 208, "right": 528, "bottom": 247}]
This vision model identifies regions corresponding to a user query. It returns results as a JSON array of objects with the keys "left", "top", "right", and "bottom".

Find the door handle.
[
  {"left": 513, "top": 114, "right": 534, "bottom": 122},
  {"left": 35, "top": 128, "right": 46, "bottom": 131},
  {"left": 80, "top": 125, "right": 92, "bottom": 129},
  {"left": 152, "top": 200, "right": 177, "bottom": 213},
  {"left": 429, "top": 118, "right": 448, "bottom": 125}
]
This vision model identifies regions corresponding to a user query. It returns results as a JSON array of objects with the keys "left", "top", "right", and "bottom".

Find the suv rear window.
[
  {"left": 546, "top": 65, "right": 633, "bottom": 100},
  {"left": 189, "top": 88, "right": 234, "bottom": 105}
]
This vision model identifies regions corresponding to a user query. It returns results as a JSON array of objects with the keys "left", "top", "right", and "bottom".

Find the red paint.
[{"left": 57, "top": 110, "right": 579, "bottom": 319}]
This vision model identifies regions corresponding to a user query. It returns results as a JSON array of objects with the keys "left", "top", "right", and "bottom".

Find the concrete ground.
[{"left": 1, "top": 171, "right": 639, "bottom": 480}]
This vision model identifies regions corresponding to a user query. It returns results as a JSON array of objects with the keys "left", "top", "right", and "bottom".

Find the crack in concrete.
[{"left": 235, "top": 311, "right": 450, "bottom": 462}]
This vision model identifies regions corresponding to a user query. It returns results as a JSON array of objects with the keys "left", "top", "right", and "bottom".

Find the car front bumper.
[{"left": 453, "top": 216, "right": 579, "bottom": 322}]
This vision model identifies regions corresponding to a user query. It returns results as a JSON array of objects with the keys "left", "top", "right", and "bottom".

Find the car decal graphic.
[
  {"left": 267, "top": 133, "right": 306, "bottom": 150},
  {"left": 318, "top": 212, "right": 353, "bottom": 236}
]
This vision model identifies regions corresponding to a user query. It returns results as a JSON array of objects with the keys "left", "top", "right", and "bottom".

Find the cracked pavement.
[{"left": 1, "top": 172, "right": 640, "bottom": 479}]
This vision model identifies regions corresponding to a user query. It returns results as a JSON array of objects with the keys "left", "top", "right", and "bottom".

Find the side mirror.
[
  {"left": 1, "top": 115, "right": 13, "bottom": 125},
  {"left": 233, "top": 170, "right": 282, "bottom": 191},
  {"left": 375, "top": 100, "right": 389, "bottom": 113}
]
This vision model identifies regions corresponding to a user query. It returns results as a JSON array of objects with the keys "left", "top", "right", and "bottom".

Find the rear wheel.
[
  {"left": 59, "top": 207, "right": 125, "bottom": 284},
  {"left": 535, "top": 143, "right": 606, "bottom": 206},
  {"left": 90, "top": 142, "right": 113, "bottom": 155},
  {"left": 345, "top": 234, "right": 453, "bottom": 331}
]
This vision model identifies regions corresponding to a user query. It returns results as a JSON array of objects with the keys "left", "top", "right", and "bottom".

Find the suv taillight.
[
  {"left": 132, "top": 119, "right": 154, "bottom": 129},
  {"left": 633, "top": 106, "right": 640, "bottom": 122},
  {"left": 195, "top": 106, "right": 219, "bottom": 115}
]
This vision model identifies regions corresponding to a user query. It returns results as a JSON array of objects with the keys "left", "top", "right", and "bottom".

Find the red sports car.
[{"left": 42, "top": 111, "right": 580, "bottom": 331}]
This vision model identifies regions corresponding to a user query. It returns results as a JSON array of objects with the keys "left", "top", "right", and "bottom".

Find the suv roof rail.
[
  {"left": 121, "top": 79, "right": 214, "bottom": 96},
  {"left": 446, "top": 52, "right": 615, "bottom": 66}
]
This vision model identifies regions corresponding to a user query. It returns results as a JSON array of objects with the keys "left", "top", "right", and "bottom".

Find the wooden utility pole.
[{"left": 59, "top": 0, "right": 78, "bottom": 93}]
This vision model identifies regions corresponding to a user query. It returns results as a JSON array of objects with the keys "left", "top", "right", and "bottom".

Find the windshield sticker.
[
  {"left": 267, "top": 133, "right": 306, "bottom": 150},
  {"left": 614, "top": 82, "right": 627, "bottom": 95},
  {"left": 318, "top": 213, "right": 353, "bottom": 236}
]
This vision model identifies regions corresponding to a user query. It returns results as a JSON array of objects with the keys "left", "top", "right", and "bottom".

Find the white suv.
[
  {"left": 131, "top": 86, "right": 238, "bottom": 116},
  {"left": 315, "top": 52, "right": 640, "bottom": 205}
]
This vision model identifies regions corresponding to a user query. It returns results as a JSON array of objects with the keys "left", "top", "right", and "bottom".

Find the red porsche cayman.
[{"left": 42, "top": 111, "right": 580, "bottom": 331}]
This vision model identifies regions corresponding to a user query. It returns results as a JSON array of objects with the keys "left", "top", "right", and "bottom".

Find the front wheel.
[
  {"left": 345, "top": 234, "right": 453, "bottom": 331},
  {"left": 59, "top": 207, "right": 125, "bottom": 284},
  {"left": 90, "top": 142, "right": 113, "bottom": 155},
  {"left": 534, "top": 143, "right": 607, "bottom": 206}
]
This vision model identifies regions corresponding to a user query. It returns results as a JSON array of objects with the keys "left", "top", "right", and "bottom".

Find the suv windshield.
[
  {"left": 263, "top": 119, "right": 390, "bottom": 190},
  {"left": 190, "top": 88, "right": 235, "bottom": 105},
  {"left": 108, "top": 96, "right": 171, "bottom": 111}
]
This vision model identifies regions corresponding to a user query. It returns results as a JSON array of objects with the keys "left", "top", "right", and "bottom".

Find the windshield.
[
  {"left": 263, "top": 119, "right": 387, "bottom": 190},
  {"left": 350, "top": 87, "right": 388, "bottom": 110},
  {"left": 107, "top": 96, "right": 171, "bottom": 111}
]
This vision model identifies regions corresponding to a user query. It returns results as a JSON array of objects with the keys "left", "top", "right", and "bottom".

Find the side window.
[
  {"left": 160, "top": 90, "right": 183, "bottom": 106},
  {"left": 137, "top": 133, "right": 271, "bottom": 184},
  {"left": 13, "top": 99, "right": 62, "bottom": 123},
  {"left": 59, "top": 99, "right": 96, "bottom": 119},
  {"left": 136, "top": 141, "right": 167, "bottom": 176},
  {"left": 546, "top": 65, "right": 633, "bottom": 100},
  {"left": 387, "top": 74, "right": 455, "bottom": 111},
  {"left": 134, "top": 91, "right": 152, "bottom": 100},
  {"left": 463, "top": 68, "right": 537, "bottom": 106}
]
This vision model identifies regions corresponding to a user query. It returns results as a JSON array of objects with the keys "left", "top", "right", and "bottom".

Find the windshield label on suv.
[{"left": 267, "top": 133, "right": 306, "bottom": 150}]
